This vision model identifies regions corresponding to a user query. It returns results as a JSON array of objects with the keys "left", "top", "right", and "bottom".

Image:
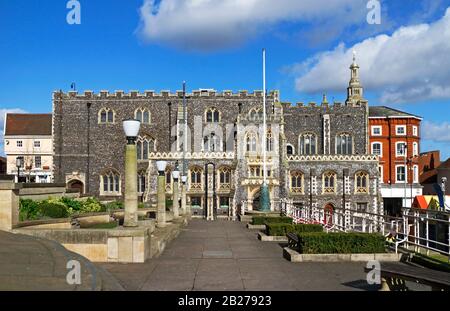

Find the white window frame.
[
  {"left": 412, "top": 126, "right": 418, "bottom": 136},
  {"left": 371, "top": 126, "right": 382, "bottom": 136},
  {"left": 396, "top": 125, "right": 406, "bottom": 136},
  {"left": 395, "top": 165, "right": 407, "bottom": 183},
  {"left": 371, "top": 142, "right": 383, "bottom": 157},
  {"left": 413, "top": 142, "right": 419, "bottom": 157},
  {"left": 395, "top": 141, "right": 407, "bottom": 157},
  {"left": 35, "top": 156, "right": 42, "bottom": 169},
  {"left": 413, "top": 165, "right": 419, "bottom": 183},
  {"left": 34, "top": 141, "right": 41, "bottom": 148},
  {"left": 16, "top": 140, "right": 23, "bottom": 147},
  {"left": 378, "top": 165, "right": 384, "bottom": 184}
]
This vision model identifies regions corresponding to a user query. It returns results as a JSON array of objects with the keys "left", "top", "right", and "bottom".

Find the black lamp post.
[{"left": 16, "top": 158, "right": 22, "bottom": 183}]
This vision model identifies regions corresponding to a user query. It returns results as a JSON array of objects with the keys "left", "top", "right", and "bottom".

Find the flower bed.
[{"left": 19, "top": 197, "right": 120, "bottom": 221}]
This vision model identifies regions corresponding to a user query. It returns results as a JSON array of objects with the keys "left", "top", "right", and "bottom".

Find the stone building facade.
[{"left": 52, "top": 58, "right": 382, "bottom": 219}]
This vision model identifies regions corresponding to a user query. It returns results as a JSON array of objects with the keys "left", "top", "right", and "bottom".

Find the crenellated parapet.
[
  {"left": 287, "top": 155, "right": 379, "bottom": 162},
  {"left": 52, "top": 90, "right": 280, "bottom": 100},
  {"left": 146, "top": 152, "right": 236, "bottom": 160}
]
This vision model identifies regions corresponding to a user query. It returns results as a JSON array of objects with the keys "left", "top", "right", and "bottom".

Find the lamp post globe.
[
  {"left": 122, "top": 119, "right": 141, "bottom": 227},
  {"left": 156, "top": 160, "right": 168, "bottom": 173}
]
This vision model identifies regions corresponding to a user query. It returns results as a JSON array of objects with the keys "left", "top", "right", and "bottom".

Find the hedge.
[
  {"left": 252, "top": 216, "right": 292, "bottom": 225},
  {"left": 297, "top": 232, "right": 386, "bottom": 254},
  {"left": 266, "top": 223, "right": 323, "bottom": 236}
]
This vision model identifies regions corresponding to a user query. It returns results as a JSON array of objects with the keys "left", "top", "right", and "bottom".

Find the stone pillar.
[
  {"left": 173, "top": 179, "right": 180, "bottom": 219},
  {"left": 157, "top": 173, "right": 166, "bottom": 227},
  {"left": 0, "top": 179, "right": 21, "bottom": 231},
  {"left": 181, "top": 182, "right": 187, "bottom": 215},
  {"left": 124, "top": 144, "right": 138, "bottom": 227}
]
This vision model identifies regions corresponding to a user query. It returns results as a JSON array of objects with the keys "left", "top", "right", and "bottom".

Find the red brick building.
[{"left": 369, "top": 106, "right": 423, "bottom": 215}]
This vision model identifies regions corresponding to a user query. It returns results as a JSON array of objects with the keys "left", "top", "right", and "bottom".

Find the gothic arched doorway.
[
  {"left": 68, "top": 180, "right": 84, "bottom": 194},
  {"left": 324, "top": 203, "right": 334, "bottom": 225}
]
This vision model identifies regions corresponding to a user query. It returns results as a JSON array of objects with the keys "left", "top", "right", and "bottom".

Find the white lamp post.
[
  {"left": 123, "top": 119, "right": 141, "bottom": 227},
  {"left": 172, "top": 162, "right": 180, "bottom": 219},
  {"left": 156, "top": 160, "right": 168, "bottom": 227}
]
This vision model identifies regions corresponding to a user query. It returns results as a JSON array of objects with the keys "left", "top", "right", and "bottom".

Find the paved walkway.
[
  {"left": 0, "top": 230, "right": 123, "bottom": 291},
  {"left": 101, "top": 220, "right": 377, "bottom": 291}
]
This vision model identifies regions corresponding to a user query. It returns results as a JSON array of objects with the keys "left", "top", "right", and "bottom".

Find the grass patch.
[{"left": 411, "top": 252, "right": 450, "bottom": 273}]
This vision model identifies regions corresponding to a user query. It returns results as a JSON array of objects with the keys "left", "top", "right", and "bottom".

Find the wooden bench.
[
  {"left": 287, "top": 232, "right": 299, "bottom": 250},
  {"left": 364, "top": 262, "right": 450, "bottom": 291}
]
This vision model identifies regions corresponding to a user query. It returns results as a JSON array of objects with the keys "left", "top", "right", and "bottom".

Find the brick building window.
[
  {"left": 299, "top": 133, "right": 317, "bottom": 155},
  {"left": 323, "top": 171, "right": 337, "bottom": 193},
  {"left": 371, "top": 126, "right": 382, "bottom": 136},
  {"left": 396, "top": 166, "right": 406, "bottom": 183},
  {"left": 35, "top": 156, "right": 42, "bottom": 169},
  {"left": 355, "top": 171, "right": 369, "bottom": 193},
  {"left": 101, "top": 170, "right": 121, "bottom": 195},
  {"left": 290, "top": 171, "right": 304, "bottom": 193},
  {"left": 98, "top": 108, "right": 115, "bottom": 124},
  {"left": 396, "top": 125, "right": 406, "bottom": 135},
  {"left": 413, "top": 126, "right": 418, "bottom": 136},
  {"left": 371, "top": 142, "right": 382, "bottom": 156},
  {"left": 396, "top": 142, "right": 407, "bottom": 157},
  {"left": 205, "top": 108, "right": 220, "bottom": 123},
  {"left": 135, "top": 108, "right": 151, "bottom": 124},
  {"left": 336, "top": 133, "right": 353, "bottom": 155}
]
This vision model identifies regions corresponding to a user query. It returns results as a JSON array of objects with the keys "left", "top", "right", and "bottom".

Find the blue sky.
[{"left": 1, "top": 0, "right": 450, "bottom": 158}]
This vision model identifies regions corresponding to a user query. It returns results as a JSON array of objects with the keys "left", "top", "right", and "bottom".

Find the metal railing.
[{"left": 279, "top": 201, "right": 450, "bottom": 260}]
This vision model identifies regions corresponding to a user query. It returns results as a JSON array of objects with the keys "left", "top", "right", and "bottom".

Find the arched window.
[
  {"left": 137, "top": 136, "right": 156, "bottom": 160},
  {"left": 165, "top": 168, "right": 172, "bottom": 191},
  {"left": 101, "top": 169, "right": 121, "bottom": 195},
  {"left": 219, "top": 167, "right": 232, "bottom": 189},
  {"left": 205, "top": 108, "right": 220, "bottom": 123},
  {"left": 135, "top": 108, "right": 151, "bottom": 124},
  {"left": 246, "top": 132, "right": 257, "bottom": 152},
  {"left": 190, "top": 167, "right": 203, "bottom": 190},
  {"left": 286, "top": 144, "right": 294, "bottom": 156},
  {"left": 248, "top": 108, "right": 263, "bottom": 120},
  {"left": 98, "top": 108, "right": 115, "bottom": 124},
  {"left": 299, "top": 133, "right": 317, "bottom": 155},
  {"left": 336, "top": 133, "right": 353, "bottom": 155},
  {"left": 290, "top": 171, "right": 304, "bottom": 193},
  {"left": 355, "top": 171, "right": 369, "bottom": 193},
  {"left": 323, "top": 171, "right": 337, "bottom": 193},
  {"left": 266, "top": 129, "right": 273, "bottom": 152},
  {"left": 203, "top": 133, "right": 220, "bottom": 152},
  {"left": 137, "top": 171, "right": 146, "bottom": 194}
]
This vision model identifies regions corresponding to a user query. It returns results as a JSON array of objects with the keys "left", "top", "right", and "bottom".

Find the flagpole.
[{"left": 260, "top": 48, "right": 270, "bottom": 212}]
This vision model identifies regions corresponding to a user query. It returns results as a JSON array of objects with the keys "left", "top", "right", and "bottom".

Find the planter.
[
  {"left": 258, "top": 232, "right": 288, "bottom": 242},
  {"left": 283, "top": 247, "right": 402, "bottom": 263}
]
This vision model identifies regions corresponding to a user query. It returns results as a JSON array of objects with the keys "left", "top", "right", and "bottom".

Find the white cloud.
[
  {"left": 293, "top": 7, "right": 450, "bottom": 104},
  {"left": 0, "top": 108, "right": 27, "bottom": 156},
  {"left": 422, "top": 121, "right": 450, "bottom": 143},
  {"left": 137, "top": 0, "right": 367, "bottom": 51}
]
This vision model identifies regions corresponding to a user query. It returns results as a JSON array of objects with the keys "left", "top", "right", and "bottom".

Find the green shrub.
[
  {"left": 105, "top": 201, "right": 124, "bottom": 210},
  {"left": 252, "top": 216, "right": 292, "bottom": 225},
  {"left": 19, "top": 199, "right": 42, "bottom": 221},
  {"left": 138, "top": 202, "right": 145, "bottom": 209},
  {"left": 266, "top": 223, "right": 295, "bottom": 236},
  {"left": 265, "top": 223, "right": 323, "bottom": 236},
  {"left": 79, "top": 198, "right": 106, "bottom": 213},
  {"left": 297, "top": 232, "right": 386, "bottom": 254},
  {"left": 40, "top": 202, "right": 69, "bottom": 218}
]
